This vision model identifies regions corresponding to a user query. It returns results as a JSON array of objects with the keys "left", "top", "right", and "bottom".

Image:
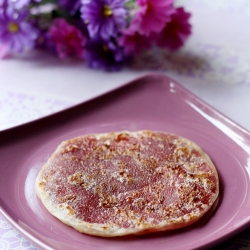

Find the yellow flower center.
[
  {"left": 103, "top": 5, "right": 113, "bottom": 17},
  {"left": 8, "top": 22, "right": 19, "bottom": 33}
]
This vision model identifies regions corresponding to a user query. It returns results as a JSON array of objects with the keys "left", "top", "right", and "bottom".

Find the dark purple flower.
[
  {"left": 81, "top": 0, "right": 127, "bottom": 40},
  {"left": 0, "top": 5, "right": 38, "bottom": 53},
  {"left": 156, "top": 7, "right": 192, "bottom": 51},
  {"left": 57, "top": 0, "right": 81, "bottom": 15},
  {"left": 84, "top": 37, "right": 126, "bottom": 71}
]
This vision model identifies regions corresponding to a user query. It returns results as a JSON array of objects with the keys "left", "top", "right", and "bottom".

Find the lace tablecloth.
[{"left": 1, "top": 0, "right": 250, "bottom": 249}]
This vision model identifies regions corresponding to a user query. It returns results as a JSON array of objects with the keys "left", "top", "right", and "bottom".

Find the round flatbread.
[{"left": 35, "top": 130, "right": 219, "bottom": 237}]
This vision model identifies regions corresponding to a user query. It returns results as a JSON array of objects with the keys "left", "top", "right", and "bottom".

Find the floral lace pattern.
[
  {"left": 0, "top": 90, "right": 73, "bottom": 249},
  {"left": 0, "top": 218, "right": 37, "bottom": 250},
  {"left": 0, "top": 89, "right": 73, "bottom": 131}
]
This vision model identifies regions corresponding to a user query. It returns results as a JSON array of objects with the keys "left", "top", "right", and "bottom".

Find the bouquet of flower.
[{"left": 0, "top": 0, "right": 191, "bottom": 71}]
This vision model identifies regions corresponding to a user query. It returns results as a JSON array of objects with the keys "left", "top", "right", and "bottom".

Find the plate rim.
[{"left": 1, "top": 73, "right": 250, "bottom": 250}]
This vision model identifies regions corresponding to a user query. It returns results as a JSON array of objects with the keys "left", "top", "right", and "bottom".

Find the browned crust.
[{"left": 35, "top": 130, "right": 219, "bottom": 237}]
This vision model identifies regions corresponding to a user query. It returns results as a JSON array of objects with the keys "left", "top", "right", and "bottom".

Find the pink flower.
[
  {"left": 130, "top": 0, "right": 174, "bottom": 37},
  {"left": 47, "top": 18, "right": 87, "bottom": 59},
  {"left": 156, "top": 7, "right": 192, "bottom": 51},
  {"left": 118, "top": 27, "right": 152, "bottom": 55}
]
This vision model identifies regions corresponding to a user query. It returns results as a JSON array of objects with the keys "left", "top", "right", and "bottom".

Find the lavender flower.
[
  {"left": 81, "top": 0, "right": 127, "bottom": 40},
  {"left": 0, "top": 5, "right": 38, "bottom": 53},
  {"left": 84, "top": 37, "right": 126, "bottom": 70}
]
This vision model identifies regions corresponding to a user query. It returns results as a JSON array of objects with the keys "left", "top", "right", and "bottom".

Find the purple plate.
[{"left": 0, "top": 74, "right": 250, "bottom": 250}]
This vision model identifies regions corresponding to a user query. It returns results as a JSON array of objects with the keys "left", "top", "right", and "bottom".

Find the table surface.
[{"left": 1, "top": 0, "right": 250, "bottom": 249}]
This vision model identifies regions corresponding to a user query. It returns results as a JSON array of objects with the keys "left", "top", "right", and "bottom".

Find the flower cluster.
[{"left": 0, "top": 0, "right": 192, "bottom": 70}]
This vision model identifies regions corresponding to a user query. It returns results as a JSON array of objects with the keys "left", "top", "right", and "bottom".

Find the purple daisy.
[
  {"left": 84, "top": 37, "right": 126, "bottom": 71},
  {"left": 81, "top": 0, "right": 127, "bottom": 40},
  {"left": 0, "top": 5, "right": 38, "bottom": 53}
]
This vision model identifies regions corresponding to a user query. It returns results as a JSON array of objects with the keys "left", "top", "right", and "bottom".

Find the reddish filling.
[{"left": 41, "top": 132, "right": 218, "bottom": 228}]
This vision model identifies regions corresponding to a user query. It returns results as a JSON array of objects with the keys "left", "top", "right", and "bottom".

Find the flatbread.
[{"left": 35, "top": 130, "right": 219, "bottom": 237}]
